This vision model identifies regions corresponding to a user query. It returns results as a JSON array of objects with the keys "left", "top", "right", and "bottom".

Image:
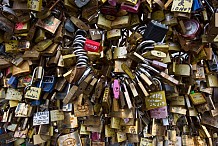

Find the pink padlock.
[
  {"left": 113, "top": 79, "right": 120, "bottom": 99},
  {"left": 108, "top": 0, "right": 117, "bottom": 6},
  {"left": 91, "top": 132, "right": 101, "bottom": 141},
  {"left": 150, "top": 106, "right": 168, "bottom": 119},
  {"left": 120, "top": 0, "right": 140, "bottom": 13},
  {"left": 84, "top": 39, "right": 101, "bottom": 52}
]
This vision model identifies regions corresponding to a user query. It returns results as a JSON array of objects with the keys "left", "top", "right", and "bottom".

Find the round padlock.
[{"left": 182, "top": 19, "right": 201, "bottom": 40}]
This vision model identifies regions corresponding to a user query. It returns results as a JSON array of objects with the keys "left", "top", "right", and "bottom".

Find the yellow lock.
[
  {"left": 5, "top": 40, "right": 19, "bottom": 53},
  {"left": 97, "top": 14, "right": 112, "bottom": 30},
  {"left": 145, "top": 91, "right": 167, "bottom": 110},
  {"left": 189, "top": 92, "right": 206, "bottom": 105},
  {"left": 27, "top": 0, "right": 43, "bottom": 12}
]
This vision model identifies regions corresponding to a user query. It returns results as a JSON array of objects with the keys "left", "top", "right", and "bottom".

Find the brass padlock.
[
  {"left": 27, "top": 0, "right": 43, "bottom": 12},
  {"left": 113, "top": 47, "right": 127, "bottom": 59},
  {"left": 97, "top": 14, "right": 112, "bottom": 30},
  {"left": 111, "top": 15, "right": 130, "bottom": 29},
  {"left": 107, "top": 29, "right": 121, "bottom": 40},
  {"left": 206, "top": 74, "right": 218, "bottom": 87},
  {"left": 33, "top": 39, "right": 53, "bottom": 52},
  {"left": 36, "top": 16, "right": 61, "bottom": 34}
]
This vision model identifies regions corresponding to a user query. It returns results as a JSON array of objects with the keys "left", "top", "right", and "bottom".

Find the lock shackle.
[
  {"left": 136, "top": 40, "right": 155, "bottom": 54},
  {"left": 203, "top": 23, "right": 209, "bottom": 34},
  {"left": 135, "top": 69, "right": 152, "bottom": 80},
  {"left": 135, "top": 25, "right": 147, "bottom": 34},
  {"left": 139, "top": 63, "right": 160, "bottom": 74},
  {"left": 152, "top": 78, "right": 162, "bottom": 91},
  {"left": 173, "top": 55, "right": 184, "bottom": 64},
  {"left": 30, "top": 67, "right": 44, "bottom": 87}
]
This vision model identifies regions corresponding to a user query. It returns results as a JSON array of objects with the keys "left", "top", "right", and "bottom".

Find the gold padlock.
[
  {"left": 107, "top": 29, "right": 121, "bottom": 40},
  {"left": 113, "top": 47, "right": 127, "bottom": 59},
  {"left": 27, "top": 0, "right": 42, "bottom": 12},
  {"left": 206, "top": 74, "right": 218, "bottom": 87},
  {"left": 189, "top": 92, "right": 207, "bottom": 105},
  {"left": 111, "top": 15, "right": 130, "bottom": 29},
  {"left": 33, "top": 39, "right": 53, "bottom": 52},
  {"left": 5, "top": 40, "right": 19, "bottom": 53},
  {"left": 97, "top": 14, "right": 112, "bottom": 30}
]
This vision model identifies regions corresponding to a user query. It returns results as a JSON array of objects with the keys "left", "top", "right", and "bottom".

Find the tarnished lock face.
[
  {"left": 89, "top": 29, "right": 103, "bottom": 40},
  {"left": 111, "top": 15, "right": 130, "bottom": 29},
  {"left": 107, "top": 29, "right": 121, "bottom": 40},
  {"left": 97, "top": 14, "right": 112, "bottom": 30},
  {"left": 27, "top": 0, "right": 43, "bottom": 12},
  {"left": 113, "top": 47, "right": 127, "bottom": 59},
  {"left": 175, "top": 64, "right": 191, "bottom": 76}
]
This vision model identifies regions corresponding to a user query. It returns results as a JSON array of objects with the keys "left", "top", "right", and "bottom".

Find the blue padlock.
[
  {"left": 64, "top": 19, "right": 75, "bottom": 33},
  {"left": 36, "top": 76, "right": 56, "bottom": 93},
  {"left": 192, "top": 0, "right": 203, "bottom": 12},
  {"left": 31, "top": 100, "right": 41, "bottom": 106},
  {"left": 7, "top": 76, "right": 18, "bottom": 89}
]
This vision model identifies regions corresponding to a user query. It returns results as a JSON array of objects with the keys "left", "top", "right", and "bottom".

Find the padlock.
[
  {"left": 107, "top": 29, "right": 121, "bottom": 40},
  {"left": 143, "top": 20, "right": 168, "bottom": 42},
  {"left": 36, "top": 76, "right": 56, "bottom": 93},
  {"left": 74, "top": 94, "right": 94, "bottom": 117},
  {"left": 25, "top": 67, "right": 44, "bottom": 100},
  {"left": 17, "top": 40, "right": 31, "bottom": 51},
  {"left": 181, "top": 19, "right": 201, "bottom": 40},
  {"left": 5, "top": 39, "right": 19, "bottom": 53},
  {"left": 36, "top": 16, "right": 61, "bottom": 34},
  {"left": 64, "top": 18, "right": 75, "bottom": 33},
  {"left": 89, "top": 29, "right": 103, "bottom": 40},
  {"left": 7, "top": 76, "right": 18, "bottom": 89},
  {"left": 27, "top": 0, "right": 43, "bottom": 12},
  {"left": 121, "top": 0, "right": 140, "bottom": 13},
  {"left": 33, "top": 39, "right": 53, "bottom": 52},
  {"left": 12, "top": 61, "right": 30, "bottom": 76},
  {"left": 84, "top": 39, "right": 101, "bottom": 52},
  {"left": 82, "top": 0, "right": 98, "bottom": 19},
  {"left": 111, "top": 15, "right": 130, "bottom": 29},
  {"left": 70, "top": 16, "right": 90, "bottom": 31},
  {"left": 97, "top": 14, "right": 112, "bottom": 30},
  {"left": 205, "top": 10, "right": 218, "bottom": 43},
  {"left": 152, "top": 10, "right": 165, "bottom": 22},
  {"left": 14, "top": 22, "right": 30, "bottom": 34}
]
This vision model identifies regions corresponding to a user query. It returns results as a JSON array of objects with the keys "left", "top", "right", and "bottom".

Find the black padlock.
[{"left": 143, "top": 20, "right": 168, "bottom": 42}]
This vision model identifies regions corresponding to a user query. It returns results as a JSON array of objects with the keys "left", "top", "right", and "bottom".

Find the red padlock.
[{"left": 84, "top": 39, "right": 101, "bottom": 52}]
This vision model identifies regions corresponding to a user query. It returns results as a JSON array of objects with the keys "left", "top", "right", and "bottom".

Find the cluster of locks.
[{"left": 1, "top": 0, "right": 218, "bottom": 145}]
